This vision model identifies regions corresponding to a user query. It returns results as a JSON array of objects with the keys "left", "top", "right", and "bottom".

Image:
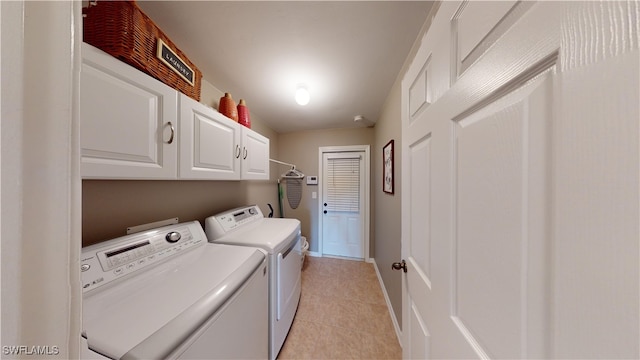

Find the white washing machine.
[
  {"left": 80, "top": 221, "right": 268, "bottom": 359},
  {"left": 205, "top": 206, "right": 301, "bottom": 360}
]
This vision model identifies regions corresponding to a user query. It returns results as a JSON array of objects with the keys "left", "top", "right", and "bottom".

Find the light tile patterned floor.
[{"left": 278, "top": 256, "right": 402, "bottom": 359}]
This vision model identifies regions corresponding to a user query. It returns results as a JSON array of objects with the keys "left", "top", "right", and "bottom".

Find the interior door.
[
  {"left": 321, "top": 151, "right": 365, "bottom": 259},
  {"left": 401, "top": 1, "right": 638, "bottom": 359}
]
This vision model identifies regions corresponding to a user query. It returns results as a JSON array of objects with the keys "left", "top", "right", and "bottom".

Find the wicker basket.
[{"left": 83, "top": 1, "right": 202, "bottom": 101}]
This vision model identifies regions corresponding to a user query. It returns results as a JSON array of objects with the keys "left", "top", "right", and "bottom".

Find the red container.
[
  {"left": 237, "top": 99, "right": 251, "bottom": 128},
  {"left": 218, "top": 93, "right": 238, "bottom": 121}
]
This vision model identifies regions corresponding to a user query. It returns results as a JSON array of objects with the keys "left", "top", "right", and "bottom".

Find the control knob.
[{"left": 165, "top": 231, "right": 181, "bottom": 243}]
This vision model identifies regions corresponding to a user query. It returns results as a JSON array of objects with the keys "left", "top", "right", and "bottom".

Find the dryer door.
[{"left": 276, "top": 236, "right": 302, "bottom": 320}]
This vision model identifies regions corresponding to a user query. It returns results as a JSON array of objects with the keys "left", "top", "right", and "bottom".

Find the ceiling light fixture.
[{"left": 295, "top": 86, "right": 310, "bottom": 106}]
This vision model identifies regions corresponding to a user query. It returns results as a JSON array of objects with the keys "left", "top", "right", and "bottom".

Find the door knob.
[
  {"left": 324, "top": 203, "right": 327, "bottom": 206},
  {"left": 392, "top": 260, "right": 407, "bottom": 273},
  {"left": 323, "top": 210, "right": 327, "bottom": 214}
]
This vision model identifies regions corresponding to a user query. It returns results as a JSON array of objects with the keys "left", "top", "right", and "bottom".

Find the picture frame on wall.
[{"left": 383, "top": 140, "right": 394, "bottom": 194}]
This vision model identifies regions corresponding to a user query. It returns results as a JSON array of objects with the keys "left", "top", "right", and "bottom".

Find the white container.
[{"left": 301, "top": 236, "right": 309, "bottom": 267}]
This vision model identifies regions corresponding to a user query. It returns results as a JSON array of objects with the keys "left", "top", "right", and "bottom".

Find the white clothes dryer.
[
  {"left": 81, "top": 221, "right": 268, "bottom": 359},
  {"left": 205, "top": 206, "right": 301, "bottom": 360}
]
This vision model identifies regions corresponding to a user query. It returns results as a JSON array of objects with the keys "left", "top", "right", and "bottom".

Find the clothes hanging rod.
[{"left": 269, "top": 158, "right": 297, "bottom": 170}]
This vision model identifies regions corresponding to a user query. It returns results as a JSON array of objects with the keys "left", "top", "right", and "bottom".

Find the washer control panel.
[{"left": 80, "top": 221, "right": 204, "bottom": 293}]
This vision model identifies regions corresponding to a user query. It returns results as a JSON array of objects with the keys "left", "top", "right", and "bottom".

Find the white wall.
[{"left": 1, "top": 1, "right": 81, "bottom": 357}]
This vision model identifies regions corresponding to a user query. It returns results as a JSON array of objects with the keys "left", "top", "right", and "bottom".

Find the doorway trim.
[{"left": 318, "top": 145, "right": 371, "bottom": 261}]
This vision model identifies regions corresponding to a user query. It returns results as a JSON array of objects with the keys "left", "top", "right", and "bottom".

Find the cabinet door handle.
[
  {"left": 243, "top": 147, "right": 248, "bottom": 160},
  {"left": 236, "top": 145, "right": 241, "bottom": 159},
  {"left": 167, "top": 122, "right": 175, "bottom": 144}
]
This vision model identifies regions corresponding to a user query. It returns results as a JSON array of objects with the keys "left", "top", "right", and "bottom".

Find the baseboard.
[
  {"left": 371, "top": 259, "right": 403, "bottom": 348},
  {"left": 308, "top": 251, "right": 321, "bottom": 257}
]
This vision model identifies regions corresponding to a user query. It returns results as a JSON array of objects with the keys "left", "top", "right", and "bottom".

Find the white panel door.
[
  {"left": 401, "top": 1, "right": 638, "bottom": 359},
  {"left": 80, "top": 44, "right": 178, "bottom": 179},
  {"left": 453, "top": 73, "right": 553, "bottom": 359},
  {"left": 321, "top": 151, "right": 365, "bottom": 259},
  {"left": 179, "top": 94, "right": 241, "bottom": 180}
]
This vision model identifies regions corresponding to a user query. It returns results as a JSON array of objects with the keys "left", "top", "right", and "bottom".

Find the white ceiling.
[{"left": 138, "top": 1, "right": 434, "bottom": 133}]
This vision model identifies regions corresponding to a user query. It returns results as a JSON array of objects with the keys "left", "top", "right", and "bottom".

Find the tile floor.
[{"left": 278, "top": 256, "right": 402, "bottom": 359}]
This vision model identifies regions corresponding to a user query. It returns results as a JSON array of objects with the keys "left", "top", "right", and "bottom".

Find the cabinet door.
[
  {"left": 240, "top": 128, "right": 270, "bottom": 180},
  {"left": 179, "top": 94, "right": 241, "bottom": 180},
  {"left": 80, "top": 44, "right": 178, "bottom": 179}
]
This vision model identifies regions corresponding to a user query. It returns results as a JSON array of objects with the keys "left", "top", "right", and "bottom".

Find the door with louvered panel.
[{"left": 321, "top": 151, "right": 365, "bottom": 259}]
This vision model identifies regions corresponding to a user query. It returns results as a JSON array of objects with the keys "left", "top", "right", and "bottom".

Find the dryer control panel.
[
  {"left": 208, "top": 205, "right": 264, "bottom": 235},
  {"left": 80, "top": 221, "right": 205, "bottom": 293}
]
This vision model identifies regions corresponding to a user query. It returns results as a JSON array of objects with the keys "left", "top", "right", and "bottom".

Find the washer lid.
[
  {"left": 82, "top": 244, "right": 265, "bottom": 360},
  {"left": 206, "top": 218, "right": 300, "bottom": 254}
]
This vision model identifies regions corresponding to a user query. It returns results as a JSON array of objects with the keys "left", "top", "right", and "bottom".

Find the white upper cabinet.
[
  {"left": 179, "top": 94, "right": 241, "bottom": 180},
  {"left": 80, "top": 43, "right": 269, "bottom": 181},
  {"left": 240, "top": 125, "right": 269, "bottom": 180},
  {"left": 80, "top": 43, "right": 178, "bottom": 179},
  {"left": 180, "top": 94, "right": 270, "bottom": 180}
]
